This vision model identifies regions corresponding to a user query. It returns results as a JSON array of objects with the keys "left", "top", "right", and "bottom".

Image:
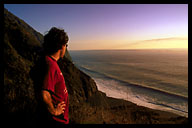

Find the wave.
[
  {"left": 94, "top": 77, "right": 188, "bottom": 117},
  {"left": 78, "top": 65, "right": 188, "bottom": 101},
  {"left": 109, "top": 62, "right": 187, "bottom": 80},
  {"left": 147, "top": 101, "right": 188, "bottom": 114}
]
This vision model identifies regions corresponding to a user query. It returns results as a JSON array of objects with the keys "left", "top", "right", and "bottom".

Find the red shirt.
[{"left": 43, "top": 56, "right": 69, "bottom": 124}]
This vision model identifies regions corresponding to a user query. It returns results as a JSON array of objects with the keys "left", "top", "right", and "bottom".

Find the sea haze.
[{"left": 69, "top": 49, "right": 188, "bottom": 117}]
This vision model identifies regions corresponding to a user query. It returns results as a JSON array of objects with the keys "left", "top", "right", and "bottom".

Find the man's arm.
[{"left": 42, "top": 90, "right": 66, "bottom": 116}]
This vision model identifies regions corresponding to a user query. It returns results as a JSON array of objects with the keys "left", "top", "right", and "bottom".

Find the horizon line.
[{"left": 68, "top": 48, "right": 188, "bottom": 52}]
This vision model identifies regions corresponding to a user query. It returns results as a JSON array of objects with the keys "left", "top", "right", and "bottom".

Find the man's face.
[{"left": 60, "top": 44, "right": 67, "bottom": 58}]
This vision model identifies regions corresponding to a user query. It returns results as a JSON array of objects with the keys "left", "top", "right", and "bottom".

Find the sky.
[{"left": 4, "top": 4, "right": 188, "bottom": 50}]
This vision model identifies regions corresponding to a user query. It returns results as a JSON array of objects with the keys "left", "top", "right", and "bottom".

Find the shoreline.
[
  {"left": 79, "top": 65, "right": 188, "bottom": 100},
  {"left": 94, "top": 78, "right": 188, "bottom": 118}
]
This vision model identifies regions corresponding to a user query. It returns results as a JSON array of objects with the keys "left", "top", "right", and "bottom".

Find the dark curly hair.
[{"left": 43, "top": 27, "right": 69, "bottom": 55}]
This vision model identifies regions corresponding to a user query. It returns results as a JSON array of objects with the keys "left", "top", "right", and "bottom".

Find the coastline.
[
  {"left": 79, "top": 65, "right": 188, "bottom": 99},
  {"left": 93, "top": 77, "right": 188, "bottom": 118},
  {"left": 85, "top": 89, "right": 188, "bottom": 124}
]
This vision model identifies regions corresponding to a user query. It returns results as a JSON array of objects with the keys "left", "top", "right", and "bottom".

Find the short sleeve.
[{"left": 42, "top": 64, "right": 55, "bottom": 93}]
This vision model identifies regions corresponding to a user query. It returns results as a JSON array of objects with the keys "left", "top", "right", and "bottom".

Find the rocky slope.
[{"left": 3, "top": 8, "right": 188, "bottom": 126}]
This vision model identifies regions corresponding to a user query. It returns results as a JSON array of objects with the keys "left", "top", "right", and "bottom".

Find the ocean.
[{"left": 69, "top": 49, "right": 188, "bottom": 117}]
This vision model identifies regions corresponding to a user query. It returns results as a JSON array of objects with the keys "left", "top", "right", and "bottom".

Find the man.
[{"left": 32, "top": 27, "right": 69, "bottom": 126}]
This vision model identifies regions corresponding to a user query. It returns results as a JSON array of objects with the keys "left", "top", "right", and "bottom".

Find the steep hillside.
[
  {"left": 3, "top": 8, "right": 73, "bottom": 126},
  {"left": 4, "top": 8, "right": 188, "bottom": 126}
]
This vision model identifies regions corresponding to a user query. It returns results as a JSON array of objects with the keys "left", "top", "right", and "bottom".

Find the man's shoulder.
[
  {"left": 45, "top": 56, "right": 59, "bottom": 71},
  {"left": 45, "top": 56, "right": 55, "bottom": 64}
]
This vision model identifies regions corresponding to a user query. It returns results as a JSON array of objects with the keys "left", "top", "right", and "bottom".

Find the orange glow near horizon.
[
  {"left": 120, "top": 37, "right": 188, "bottom": 50},
  {"left": 69, "top": 37, "right": 188, "bottom": 50}
]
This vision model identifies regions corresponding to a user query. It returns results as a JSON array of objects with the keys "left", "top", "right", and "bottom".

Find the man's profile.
[{"left": 30, "top": 27, "right": 69, "bottom": 126}]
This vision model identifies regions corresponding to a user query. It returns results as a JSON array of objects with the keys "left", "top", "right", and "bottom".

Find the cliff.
[{"left": 3, "top": 8, "right": 188, "bottom": 126}]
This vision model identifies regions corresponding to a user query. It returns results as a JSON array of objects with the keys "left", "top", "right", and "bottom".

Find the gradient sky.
[{"left": 4, "top": 4, "right": 188, "bottom": 50}]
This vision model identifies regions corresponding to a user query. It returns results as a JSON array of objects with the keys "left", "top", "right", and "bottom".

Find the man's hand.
[
  {"left": 55, "top": 101, "right": 66, "bottom": 116},
  {"left": 42, "top": 90, "right": 66, "bottom": 116}
]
